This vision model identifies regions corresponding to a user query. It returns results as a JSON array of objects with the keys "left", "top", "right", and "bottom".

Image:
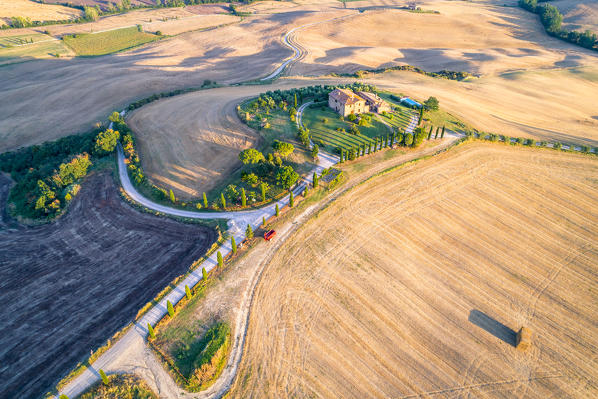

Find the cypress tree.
[
  {"left": 275, "top": 203, "right": 280, "bottom": 216},
  {"left": 241, "top": 188, "right": 246, "bottom": 207},
  {"left": 261, "top": 182, "right": 266, "bottom": 202},
  {"left": 428, "top": 126, "right": 433, "bottom": 140},
  {"left": 148, "top": 323, "right": 155, "bottom": 339},
  {"left": 289, "top": 191, "right": 294, "bottom": 207},
  {"left": 294, "top": 93, "right": 298, "bottom": 108},
  {"left": 99, "top": 369, "right": 109, "bottom": 385},
  {"left": 262, "top": 216, "right": 267, "bottom": 227},
  {"left": 169, "top": 189, "right": 175, "bottom": 203},
  {"left": 441, "top": 126, "right": 445, "bottom": 138},
  {"left": 203, "top": 192, "right": 208, "bottom": 208},
  {"left": 217, "top": 251, "right": 223, "bottom": 267},
  {"left": 185, "top": 284, "right": 191, "bottom": 300},
  {"left": 231, "top": 236, "right": 237, "bottom": 254},
  {"left": 167, "top": 300, "right": 174, "bottom": 317},
  {"left": 434, "top": 127, "right": 439, "bottom": 139},
  {"left": 361, "top": 144, "right": 365, "bottom": 156},
  {"left": 202, "top": 266, "right": 208, "bottom": 281},
  {"left": 418, "top": 107, "right": 424, "bottom": 125},
  {"left": 303, "top": 187, "right": 309, "bottom": 197},
  {"left": 390, "top": 132, "right": 395, "bottom": 148},
  {"left": 339, "top": 149, "right": 343, "bottom": 163},
  {"left": 246, "top": 224, "right": 254, "bottom": 239},
  {"left": 313, "top": 172, "right": 318, "bottom": 188},
  {"left": 220, "top": 193, "right": 226, "bottom": 209},
  {"left": 368, "top": 141, "right": 372, "bottom": 154}
]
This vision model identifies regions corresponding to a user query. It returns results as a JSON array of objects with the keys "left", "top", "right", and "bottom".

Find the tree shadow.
[{"left": 468, "top": 309, "right": 516, "bottom": 347}]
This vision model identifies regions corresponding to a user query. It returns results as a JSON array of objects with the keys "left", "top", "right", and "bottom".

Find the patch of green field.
[
  {"left": 62, "top": 27, "right": 160, "bottom": 56},
  {"left": 0, "top": 33, "right": 70, "bottom": 65},
  {"left": 79, "top": 373, "right": 157, "bottom": 399},
  {"left": 154, "top": 321, "right": 230, "bottom": 392},
  {"left": 303, "top": 105, "right": 412, "bottom": 153}
]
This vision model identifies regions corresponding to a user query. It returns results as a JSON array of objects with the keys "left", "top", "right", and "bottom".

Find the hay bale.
[{"left": 516, "top": 327, "right": 531, "bottom": 350}]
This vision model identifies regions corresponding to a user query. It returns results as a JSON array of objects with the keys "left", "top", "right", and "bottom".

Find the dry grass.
[
  {"left": 231, "top": 142, "right": 598, "bottom": 398},
  {"left": 0, "top": 0, "right": 81, "bottom": 24}
]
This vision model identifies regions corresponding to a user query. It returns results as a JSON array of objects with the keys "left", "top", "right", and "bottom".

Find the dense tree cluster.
[{"left": 0, "top": 124, "right": 123, "bottom": 219}]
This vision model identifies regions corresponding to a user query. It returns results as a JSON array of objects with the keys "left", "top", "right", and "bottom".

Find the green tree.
[
  {"left": 503, "top": 135, "right": 511, "bottom": 145},
  {"left": 303, "top": 186, "right": 309, "bottom": 197},
  {"left": 221, "top": 193, "right": 226, "bottom": 209},
  {"left": 424, "top": 96, "right": 439, "bottom": 111},
  {"left": 231, "top": 236, "right": 237, "bottom": 254},
  {"left": 289, "top": 191, "right": 294, "bottom": 207},
  {"left": 418, "top": 107, "right": 424, "bottom": 125},
  {"left": 59, "top": 395, "right": 69, "bottom": 399},
  {"left": 404, "top": 133, "right": 414, "bottom": 146},
  {"left": 169, "top": 189, "right": 175, "bottom": 203},
  {"left": 203, "top": 192, "right": 208, "bottom": 208},
  {"left": 239, "top": 148, "right": 265, "bottom": 165},
  {"left": 311, "top": 144, "right": 319, "bottom": 160},
  {"left": 185, "top": 284, "right": 191, "bottom": 300},
  {"left": 294, "top": 93, "right": 298, "bottom": 108},
  {"left": 441, "top": 126, "right": 445, "bottom": 138},
  {"left": 217, "top": 251, "right": 223, "bottom": 267},
  {"left": 147, "top": 323, "right": 155, "bottom": 339},
  {"left": 262, "top": 216, "right": 267, "bottom": 227},
  {"left": 554, "top": 142, "right": 562, "bottom": 150},
  {"left": 99, "top": 369, "right": 109, "bottom": 385},
  {"left": 167, "top": 300, "right": 174, "bottom": 317},
  {"left": 241, "top": 188, "right": 247, "bottom": 207},
  {"left": 273, "top": 140, "right": 295, "bottom": 158},
  {"left": 428, "top": 126, "right": 433, "bottom": 140},
  {"left": 202, "top": 267, "right": 208, "bottom": 281},
  {"left": 275, "top": 203, "right": 280, "bottom": 216},
  {"left": 246, "top": 224, "right": 254, "bottom": 239},
  {"left": 94, "top": 129, "right": 120, "bottom": 155},
  {"left": 539, "top": 4, "right": 563, "bottom": 33},
  {"left": 260, "top": 182, "right": 268, "bottom": 202},
  {"left": 276, "top": 165, "right": 299, "bottom": 189}
]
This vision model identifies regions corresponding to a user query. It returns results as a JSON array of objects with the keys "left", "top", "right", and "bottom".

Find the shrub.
[
  {"left": 99, "top": 369, "right": 109, "bottom": 385},
  {"left": 156, "top": 30, "right": 162, "bottom": 36},
  {"left": 554, "top": 142, "right": 562, "bottom": 150},
  {"left": 169, "top": 189, "right": 175, "bottom": 203},
  {"left": 516, "top": 137, "right": 524, "bottom": 145},
  {"left": 580, "top": 145, "right": 590, "bottom": 153},
  {"left": 404, "top": 133, "right": 414, "bottom": 146},
  {"left": 148, "top": 323, "right": 156, "bottom": 339},
  {"left": 167, "top": 300, "right": 174, "bottom": 317}
]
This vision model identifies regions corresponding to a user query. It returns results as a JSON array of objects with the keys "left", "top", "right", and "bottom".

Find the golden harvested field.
[
  {"left": 231, "top": 142, "right": 598, "bottom": 398},
  {"left": 0, "top": 0, "right": 81, "bottom": 25},
  {"left": 550, "top": 0, "right": 598, "bottom": 32}
]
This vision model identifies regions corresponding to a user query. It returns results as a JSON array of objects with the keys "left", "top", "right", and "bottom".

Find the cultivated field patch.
[
  {"left": 62, "top": 26, "right": 160, "bottom": 56},
  {"left": 231, "top": 142, "right": 598, "bottom": 398},
  {"left": 0, "top": 32, "right": 71, "bottom": 65},
  {"left": 0, "top": 172, "right": 218, "bottom": 399},
  {"left": 0, "top": 0, "right": 81, "bottom": 25}
]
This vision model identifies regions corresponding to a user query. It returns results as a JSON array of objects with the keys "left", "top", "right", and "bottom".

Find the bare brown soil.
[
  {"left": 230, "top": 143, "right": 598, "bottom": 398},
  {"left": 0, "top": 171, "right": 217, "bottom": 399}
]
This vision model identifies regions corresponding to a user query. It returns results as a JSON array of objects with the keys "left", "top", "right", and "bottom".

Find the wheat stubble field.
[{"left": 231, "top": 143, "right": 598, "bottom": 398}]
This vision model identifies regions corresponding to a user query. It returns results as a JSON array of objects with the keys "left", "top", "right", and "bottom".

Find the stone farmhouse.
[{"left": 328, "top": 88, "right": 390, "bottom": 117}]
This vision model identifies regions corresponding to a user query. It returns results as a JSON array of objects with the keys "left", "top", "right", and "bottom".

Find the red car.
[{"left": 264, "top": 229, "right": 276, "bottom": 241}]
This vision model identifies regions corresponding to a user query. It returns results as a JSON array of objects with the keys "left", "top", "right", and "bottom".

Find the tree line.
[{"left": 519, "top": 0, "right": 597, "bottom": 51}]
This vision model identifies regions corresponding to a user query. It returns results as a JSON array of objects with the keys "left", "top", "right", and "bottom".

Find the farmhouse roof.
[
  {"left": 329, "top": 88, "right": 365, "bottom": 106},
  {"left": 356, "top": 91, "right": 387, "bottom": 106}
]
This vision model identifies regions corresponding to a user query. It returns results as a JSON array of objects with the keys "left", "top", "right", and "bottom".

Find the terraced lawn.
[{"left": 303, "top": 104, "right": 412, "bottom": 153}]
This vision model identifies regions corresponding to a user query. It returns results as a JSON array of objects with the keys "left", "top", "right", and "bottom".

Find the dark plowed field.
[{"left": 0, "top": 172, "right": 218, "bottom": 399}]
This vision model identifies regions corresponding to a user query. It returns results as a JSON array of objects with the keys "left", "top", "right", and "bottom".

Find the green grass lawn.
[
  {"left": 0, "top": 33, "right": 71, "bottom": 65},
  {"left": 303, "top": 104, "right": 413, "bottom": 153},
  {"left": 62, "top": 27, "right": 160, "bottom": 56}
]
